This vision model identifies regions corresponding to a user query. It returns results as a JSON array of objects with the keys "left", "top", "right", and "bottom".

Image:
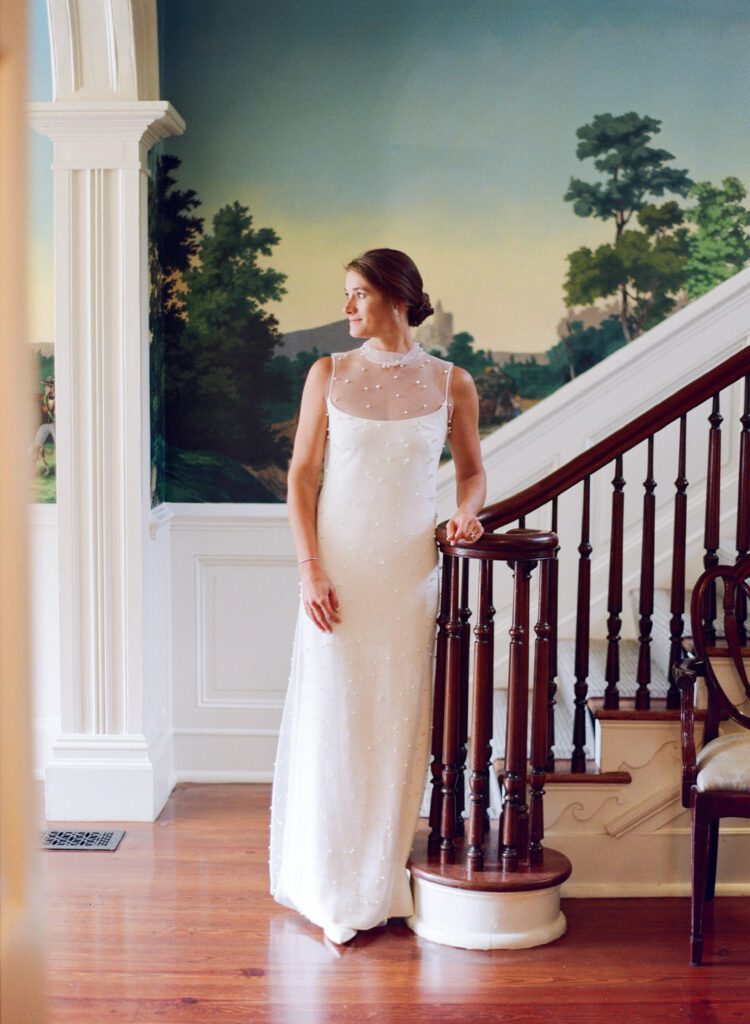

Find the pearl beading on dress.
[{"left": 327, "top": 344, "right": 454, "bottom": 422}]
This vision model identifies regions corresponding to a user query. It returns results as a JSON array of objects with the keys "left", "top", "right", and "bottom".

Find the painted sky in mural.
[
  {"left": 153, "top": 0, "right": 750, "bottom": 354},
  {"left": 29, "top": 0, "right": 750, "bottom": 354}
]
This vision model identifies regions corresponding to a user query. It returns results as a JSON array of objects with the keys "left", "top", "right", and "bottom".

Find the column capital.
[{"left": 28, "top": 100, "right": 185, "bottom": 168}]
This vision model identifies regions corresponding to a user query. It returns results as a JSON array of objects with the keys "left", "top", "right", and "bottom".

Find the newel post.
[{"left": 408, "top": 527, "right": 570, "bottom": 950}]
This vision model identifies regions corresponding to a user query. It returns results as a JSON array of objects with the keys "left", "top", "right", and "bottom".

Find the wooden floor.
[{"left": 41, "top": 783, "right": 750, "bottom": 1023}]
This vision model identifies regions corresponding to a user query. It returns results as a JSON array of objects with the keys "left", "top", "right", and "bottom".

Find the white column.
[{"left": 28, "top": 100, "right": 184, "bottom": 819}]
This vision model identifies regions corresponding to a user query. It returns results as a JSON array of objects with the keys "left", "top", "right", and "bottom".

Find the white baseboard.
[
  {"left": 172, "top": 728, "right": 279, "bottom": 780},
  {"left": 44, "top": 730, "right": 173, "bottom": 822},
  {"left": 172, "top": 770, "right": 273, "bottom": 784}
]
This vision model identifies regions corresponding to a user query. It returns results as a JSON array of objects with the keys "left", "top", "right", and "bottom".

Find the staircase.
[{"left": 413, "top": 327, "right": 750, "bottom": 908}]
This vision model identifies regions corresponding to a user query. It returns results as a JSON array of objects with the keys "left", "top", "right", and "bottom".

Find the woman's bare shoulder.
[
  {"left": 301, "top": 355, "right": 333, "bottom": 393},
  {"left": 447, "top": 365, "right": 477, "bottom": 403},
  {"left": 308, "top": 354, "right": 333, "bottom": 377},
  {"left": 451, "top": 365, "right": 475, "bottom": 390}
]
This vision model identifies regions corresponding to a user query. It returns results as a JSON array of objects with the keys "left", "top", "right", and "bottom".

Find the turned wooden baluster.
[
  {"left": 636, "top": 436, "right": 656, "bottom": 710},
  {"left": 571, "top": 477, "right": 592, "bottom": 772},
  {"left": 455, "top": 559, "right": 472, "bottom": 835},
  {"left": 667, "top": 414, "right": 688, "bottom": 708},
  {"left": 483, "top": 564, "right": 496, "bottom": 836},
  {"left": 702, "top": 394, "right": 723, "bottom": 644},
  {"left": 604, "top": 455, "right": 625, "bottom": 709},
  {"left": 529, "top": 559, "right": 551, "bottom": 862},
  {"left": 439, "top": 554, "right": 463, "bottom": 856},
  {"left": 467, "top": 559, "right": 494, "bottom": 867},
  {"left": 547, "top": 498, "right": 559, "bottom": 772},
  {"left": 736, "top": 377, "right": 750, "bottom": 645},
  {"left": 502, "top": 558, "right": 533, "bottom": 869},
  {"left": 483, "top": 561, "right": 495, "bottom": 831},
  {"left": 429, "top": 555, "right": 452, "bottom": 841}
]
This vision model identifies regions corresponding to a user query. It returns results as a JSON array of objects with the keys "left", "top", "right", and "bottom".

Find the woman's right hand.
[{"left": 301, "top": 562, "right": 341, "bottom": 633}]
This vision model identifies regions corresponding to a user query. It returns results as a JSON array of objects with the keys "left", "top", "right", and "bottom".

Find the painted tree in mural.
[
  {"left": 473, "top": 365, "right": 517, "bottom": 426},
  {"left": 149, "top": 153, "right": 203, "bottom": 504},
  {"left": 547, "top": 315, "right": 625, "bottom": 383},
  {"left": 149, "top": 154, "right": 292, "bottom": 500},
  {"left": 564, "top": 112, "right": 693, "bottom": 341},
  {"left": 685, "top": 177, "right": 750, "bottom": 298},
  {"left": 444, "top": 332, "right": 494, "bottom": 376},
  {"left": 269, "top": 347, "right": 322, "bottom": 418},
  {"left": 173, "top": 201, "right": 290, "bottom": 468},
  {"left": 149, "top": 155, "right": 204, "bottom": 314}
]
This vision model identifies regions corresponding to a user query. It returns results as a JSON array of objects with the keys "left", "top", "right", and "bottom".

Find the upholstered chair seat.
[{"left": 696, "top": 732, "right": 750, "bottom": 792}]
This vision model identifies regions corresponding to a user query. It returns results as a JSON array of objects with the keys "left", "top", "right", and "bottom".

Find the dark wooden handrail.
[
  {"left": 479, "top": 346, "right": 750, "bottom": 530},
  {"left": 436, "top": 524, "right": 558, "bottom": 561}
]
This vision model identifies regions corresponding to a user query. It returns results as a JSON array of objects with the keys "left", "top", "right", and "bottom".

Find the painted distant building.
[
  {"left": 489, "top": 349, "right": 549, "bottom": 366},
  {"left": 415, "top": 301, "right": 453, "bottom": 354}
]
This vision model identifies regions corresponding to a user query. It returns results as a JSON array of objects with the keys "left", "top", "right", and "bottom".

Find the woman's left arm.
[{"left": 445, "top": 367, "right": 487, "bottom": 544}]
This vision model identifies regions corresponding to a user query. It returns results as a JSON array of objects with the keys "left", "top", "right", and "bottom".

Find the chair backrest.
[{"left": 690, "top": 553, "right": 750, "bottom": 740}]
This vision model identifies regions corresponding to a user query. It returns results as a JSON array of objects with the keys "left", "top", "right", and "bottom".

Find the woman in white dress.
[{"left": 269, "top": 248, "right": 487, "bottom": 945}]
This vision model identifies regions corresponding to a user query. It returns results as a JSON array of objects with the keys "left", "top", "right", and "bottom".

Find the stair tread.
[
  {"left": 495, "top": 757, "right": 632, "bottom": 785},
  {"left": 492, "top": 637, "right": 677, "bottom": 764},
  {"left": 589, "top": 695, "right": 707, "bottom": 721}
]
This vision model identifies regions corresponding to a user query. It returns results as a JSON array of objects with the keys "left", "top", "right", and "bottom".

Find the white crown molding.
[
  {"left": 149, "top": 502, "right": 174, "bottom": 538},
  {"left": 166, "top": 502, "right": 291, "bottom": 532}
]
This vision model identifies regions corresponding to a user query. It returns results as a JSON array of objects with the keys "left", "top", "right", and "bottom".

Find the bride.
[{"left": 269, "top": 248, "right": 486, "bottom": 945}]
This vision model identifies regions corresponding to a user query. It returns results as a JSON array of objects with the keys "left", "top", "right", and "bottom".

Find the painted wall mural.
[{"left": 29, "top": 1, "right": 750, "bottom": 504}]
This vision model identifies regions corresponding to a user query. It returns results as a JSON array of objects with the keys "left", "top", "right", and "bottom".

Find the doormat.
[{"left": 40, "top": 829, "right": 125, "bottom": 851}]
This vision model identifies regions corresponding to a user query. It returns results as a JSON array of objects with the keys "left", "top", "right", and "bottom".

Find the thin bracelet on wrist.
[{"left": 298, "top": 556, "right": 320, "bottom": 565}]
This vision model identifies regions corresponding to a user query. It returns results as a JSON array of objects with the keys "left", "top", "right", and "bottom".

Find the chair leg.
[
  {"left": 690, "top": 801, "right": 709, "bottom": 966},
  {"left": 705, "top": 818, "right": 719, "bottom": 901}
]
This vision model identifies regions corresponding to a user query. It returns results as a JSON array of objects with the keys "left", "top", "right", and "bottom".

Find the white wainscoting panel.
[{"left": 169, "top": 505, "right": 298, "bottom": 781}]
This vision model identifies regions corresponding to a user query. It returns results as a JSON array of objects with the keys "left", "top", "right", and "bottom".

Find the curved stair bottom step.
[{"left": 407, "top": 830, "right": 571, "bottom": 949}]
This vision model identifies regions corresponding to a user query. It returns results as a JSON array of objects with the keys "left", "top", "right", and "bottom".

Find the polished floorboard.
[{"left": 41, "top": 783, "right": 750, "bottom": 1023}]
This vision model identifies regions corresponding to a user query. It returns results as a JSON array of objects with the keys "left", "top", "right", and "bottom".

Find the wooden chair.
[{"left": 674, "top": 553, "right": 750, "bottom": 965}]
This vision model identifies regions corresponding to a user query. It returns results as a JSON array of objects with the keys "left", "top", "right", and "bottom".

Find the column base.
[{"left": 45, "top": 731, "right": 173, "bottom": 821}]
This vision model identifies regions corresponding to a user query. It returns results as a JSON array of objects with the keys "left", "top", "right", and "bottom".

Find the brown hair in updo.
[{"left": 345, "top": 248, "right": 435, "bottom": 327}]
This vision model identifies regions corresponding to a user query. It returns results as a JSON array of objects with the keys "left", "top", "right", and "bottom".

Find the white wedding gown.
[{"left": 269, "top": 341, "right": 454, "bottom": 934}]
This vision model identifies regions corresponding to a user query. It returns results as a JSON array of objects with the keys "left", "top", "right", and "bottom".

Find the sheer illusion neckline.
[
  {"left": 360, "top": 340, "right": 424, "bottom": 367},
  {"left": 326, "top": 395, "right": 448, "bottom": 424}
]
